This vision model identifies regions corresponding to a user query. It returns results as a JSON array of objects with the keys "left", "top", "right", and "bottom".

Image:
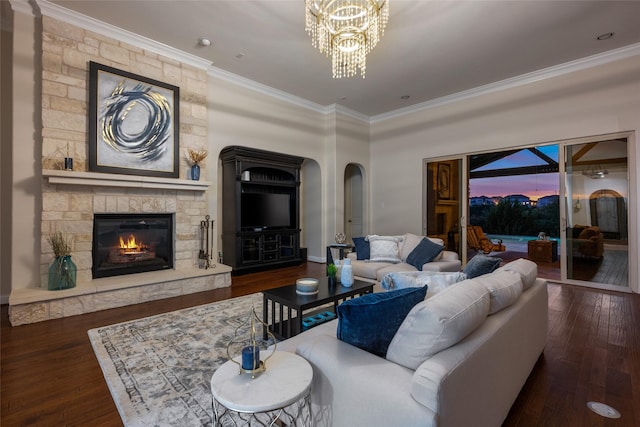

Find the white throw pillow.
[
  {"left": 386, "top": 280, "right": 490, "bottom": 370},
  {"left": 470, "top": 270, "right": 523, "bottom": 314},
  {"left": 367, "top": 235, "right": 403, "bottom": 263},
  {"left": 494, "top": 258, "right": 538, "bottom": 290}
]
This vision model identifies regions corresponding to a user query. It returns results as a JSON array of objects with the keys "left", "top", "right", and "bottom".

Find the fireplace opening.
[{"left": 93, "top": 213, "right": 174, "bottom": 279}]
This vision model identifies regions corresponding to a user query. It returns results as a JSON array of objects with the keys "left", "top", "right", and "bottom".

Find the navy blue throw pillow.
[
  {"left": 352, "top": 236, "right": 370, "bottom": 260},
  {"left": 406, "top": 238, "right": 444, "bottom": 270},
  {"left": 336, "top": 286, "right": 428, "bottom": 357},
  {"left": 463, "top": 254, "right": 501, "bottom": 278}
]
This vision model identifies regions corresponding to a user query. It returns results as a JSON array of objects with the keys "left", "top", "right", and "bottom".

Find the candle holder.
[{"left": 226, "top": 306, "right": 276, "bottom": 378}]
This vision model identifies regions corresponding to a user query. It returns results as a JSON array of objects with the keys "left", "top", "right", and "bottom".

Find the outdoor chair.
[{"left": 467, "top": 225, "right": 506, "bottom": 254}]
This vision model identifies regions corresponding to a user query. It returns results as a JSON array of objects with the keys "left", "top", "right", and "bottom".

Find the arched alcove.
[
  {"left": 344, "top": 163, "right": 366, "bottom": 241},
  {"left": 589, "top": 189, "right": 627, "bottom": 240}
]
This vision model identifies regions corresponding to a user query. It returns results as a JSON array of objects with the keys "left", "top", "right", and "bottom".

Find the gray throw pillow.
[
  {"left": 406, "top": 238, "right": 444, "bottom": 270},
  {"left": 463, "top": 254, "right": 501, "bottom": 278}
]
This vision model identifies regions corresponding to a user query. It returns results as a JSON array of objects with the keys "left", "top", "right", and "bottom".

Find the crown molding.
[
  {"left": 35, "top": 0, "right": 212, "bottom": 70},
  {"left": 371, "top": 42, "right": 640, "bottom": 123},
  {"left": 208, "top": 66, "right": 370, "bottom": 122},
  {"left": 207, "top": 65, "right": 328, "bottom": 114},
  {"left": 28, "top": 1, "right": 640, "bottom": 124}
]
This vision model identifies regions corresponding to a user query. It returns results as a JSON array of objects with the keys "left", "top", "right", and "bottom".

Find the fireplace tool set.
[{"left": 199, "top": 215, "right": 215, "bottom": 269}]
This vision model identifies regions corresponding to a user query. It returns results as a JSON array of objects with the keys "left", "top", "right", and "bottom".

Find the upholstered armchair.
[{"left": 568, "top": 225, "right": 604, "bottom": 259}]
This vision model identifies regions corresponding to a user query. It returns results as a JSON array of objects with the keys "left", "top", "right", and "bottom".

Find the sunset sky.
[{"left": 469, "top": 146, "right": 559, "bottom": 201}]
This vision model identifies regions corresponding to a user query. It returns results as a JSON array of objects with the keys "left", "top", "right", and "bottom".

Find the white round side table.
[{"left": 211, "top": 351, "right": 313, "bottom": 426}]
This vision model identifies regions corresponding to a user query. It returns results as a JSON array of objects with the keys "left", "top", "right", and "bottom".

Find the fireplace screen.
[{"left": 93, "top": 214, "right": 173, "bottom": 279}]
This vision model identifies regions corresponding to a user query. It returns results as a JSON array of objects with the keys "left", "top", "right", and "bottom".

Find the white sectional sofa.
[
  {"left": 276, "top": 259, "right": 548, "bottom": 427},
  {"left": 346, "top": 233, "right": 462, "bottom": 286}
]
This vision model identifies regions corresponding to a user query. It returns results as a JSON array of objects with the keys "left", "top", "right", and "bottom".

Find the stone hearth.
[{"left": 9, "top": 266, "right": 231, "bottom": 326}]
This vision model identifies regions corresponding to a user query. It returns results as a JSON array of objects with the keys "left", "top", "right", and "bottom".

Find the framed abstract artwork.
[{"left": 88, "top": 62, "right": 180, "bottom": 178}]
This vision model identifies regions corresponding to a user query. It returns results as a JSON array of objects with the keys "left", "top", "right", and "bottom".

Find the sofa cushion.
[
  {"left": 470, "top": 270, "right": 523, "bottom": 314},
  {"left": 337, "top": 286, "right": 428, "bottom": 357},
  {"left": 352, "top": 236, "right": 370, "bottom": 260},
  {"left": 380, "top": 271, "right": 466, "bottom": 298},
  {"left": 406, "top": 238, "right": 444, "bottom": 270},
  {"left": 463, "top": 254, "right": 501, "bottom": 278},
  {"left": 386, "top": 280, "right": 490, "bottom": 370},
  {"left": 495, "top": 258, "right": 537, "bottom": 290},
  {"left": 367, "top": 235, "right": 403, "bottom": 263}
]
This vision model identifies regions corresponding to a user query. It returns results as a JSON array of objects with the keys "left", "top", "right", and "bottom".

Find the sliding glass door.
[
  {"left": 423, "top": 134, "right": 631, "bottom": 291},
  {"left": 562, "top": 138, "right": 629, "bottom": 289}
]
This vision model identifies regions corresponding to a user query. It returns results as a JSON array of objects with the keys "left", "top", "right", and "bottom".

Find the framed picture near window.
[
  {"left": 88, "top": 61, "right": 180, "bottom": 178},
  {"left": 437, "top": 163, "right": 451, "bottom": 200}
]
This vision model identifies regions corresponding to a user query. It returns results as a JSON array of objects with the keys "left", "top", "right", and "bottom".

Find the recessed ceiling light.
[
  {"left": 400, "top": 95, "right": 410, "bottom": 100},
  {"left": 587, "top": 402, "right": 621, "bottom": 419},
  {"left": 596, "top": 32, "right": 614, "bottom": 41},
  {"left": 198, "top": 38, "right": 211, "bottom": 47}
]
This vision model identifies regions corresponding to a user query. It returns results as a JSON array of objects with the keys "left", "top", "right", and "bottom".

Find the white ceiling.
[{"left": 48, "top": 0, "right": 640, "bottom": 117}]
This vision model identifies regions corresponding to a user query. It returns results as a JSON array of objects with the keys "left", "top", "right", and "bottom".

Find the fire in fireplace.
[{"left": 93, "top": 213, "right": 174, "bottom": 279}]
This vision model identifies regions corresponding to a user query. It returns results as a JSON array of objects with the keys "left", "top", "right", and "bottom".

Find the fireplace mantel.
[{"left": 43, "top": 170, "right": 210, "bottom": 191}]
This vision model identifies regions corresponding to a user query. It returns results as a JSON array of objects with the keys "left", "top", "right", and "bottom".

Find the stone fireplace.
[
  {"left": 8, "top": 171, "right": 231, "bottom": 326},
  {"left": 93, "top": 213, "right": 174, "bottom": 279},
  {"left": 7, "top": 15, "right": 233, "bottom": 326}
]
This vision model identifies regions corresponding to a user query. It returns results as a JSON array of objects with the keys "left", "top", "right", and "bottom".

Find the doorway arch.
[
  {"left": 589, "top": 189, "right": 627, "bottom": 240},
  {"left": 344, "top": 163, "right": 365, "bottom": 241}
]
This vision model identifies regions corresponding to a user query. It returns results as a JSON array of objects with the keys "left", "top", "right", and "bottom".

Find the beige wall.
[
  {"left": 207, "top": 76, "right": 370, "bottom": 262},
  {"left": 3, "top": 4, "right": 40, "bottom": 300},
  {"left": 370, "top": 55, "right": 640, "bottom": 293}
]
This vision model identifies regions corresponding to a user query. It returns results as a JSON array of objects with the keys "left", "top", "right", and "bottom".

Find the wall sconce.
[{"left": 574, "top": 198, "right": 581, "bottom": 212}]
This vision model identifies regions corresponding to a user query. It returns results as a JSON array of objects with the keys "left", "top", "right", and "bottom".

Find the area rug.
[{"left": 88, "top": 292, "right": 267, "bottom": 427}]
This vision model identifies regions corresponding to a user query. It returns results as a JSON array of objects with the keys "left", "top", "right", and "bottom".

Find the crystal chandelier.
[{"left": 305, "top": 0, "right": 389, "bottom": 78}]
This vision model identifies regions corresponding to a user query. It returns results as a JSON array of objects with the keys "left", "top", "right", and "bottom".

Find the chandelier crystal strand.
[{"left": 305, "top": 0, "right": 389, "bottom": 78}]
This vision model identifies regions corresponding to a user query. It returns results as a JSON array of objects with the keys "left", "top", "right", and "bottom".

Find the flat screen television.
[{"left": 241, "top": 193, "right": 291, "bottom": 229}]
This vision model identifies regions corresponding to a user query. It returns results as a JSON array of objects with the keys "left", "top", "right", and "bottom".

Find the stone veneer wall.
[
  {"left": 39, "top": 16, "right": 210, "bottom": 286},
  {"left": 6, "top": 16, "right": 233, "bottom": 326}
]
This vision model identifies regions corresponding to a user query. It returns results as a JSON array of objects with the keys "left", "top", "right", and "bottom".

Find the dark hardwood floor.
[{"left": 2, "top": 262, "right": 639, "bottom": 426}]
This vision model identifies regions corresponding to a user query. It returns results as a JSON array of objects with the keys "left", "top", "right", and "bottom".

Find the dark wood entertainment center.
[{"left": 221, "top": 146, "right": 304, "bottom": 274}]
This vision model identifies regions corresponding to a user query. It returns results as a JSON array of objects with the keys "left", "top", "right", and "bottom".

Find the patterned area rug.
[{"left": 88, "top": 293, "right": 267, "bottom": 426}]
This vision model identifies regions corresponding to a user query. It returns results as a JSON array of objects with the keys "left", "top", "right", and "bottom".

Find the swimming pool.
[{"left": 487, "top": 234, "right": 558, "bottom": 243}]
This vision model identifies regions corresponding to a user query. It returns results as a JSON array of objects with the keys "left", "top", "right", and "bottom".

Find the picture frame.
[
  {"left": 437, "top": 163, "right": 451, "bottom": 200},
  {"left": 88, "top": 61, "right": 180, "bottom": 178}
]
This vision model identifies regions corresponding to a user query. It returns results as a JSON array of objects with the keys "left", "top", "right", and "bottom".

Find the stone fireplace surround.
[{"left": 8, "top": 171, "right": 231, "bottom": 326}]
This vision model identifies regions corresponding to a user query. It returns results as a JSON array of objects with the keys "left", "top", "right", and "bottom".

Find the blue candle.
[{"left": 241, "top": 346, "right": 260, "bottom": 370}]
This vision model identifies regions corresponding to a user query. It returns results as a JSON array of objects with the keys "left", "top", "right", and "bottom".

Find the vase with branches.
[
  {"left": 187, "top": 148, "right": 208, "bottom": 181},
  {"left": 47, "top": 231, "right": 76, "bottom": 290}
]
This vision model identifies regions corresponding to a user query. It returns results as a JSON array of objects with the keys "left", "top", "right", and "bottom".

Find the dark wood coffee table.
[{"left": 262, "top": 277, "right": 373, "bottom": 340}]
